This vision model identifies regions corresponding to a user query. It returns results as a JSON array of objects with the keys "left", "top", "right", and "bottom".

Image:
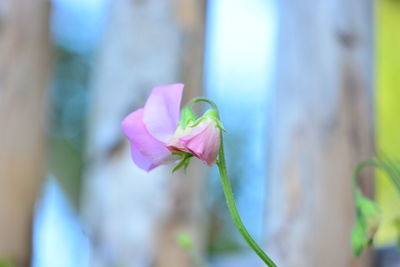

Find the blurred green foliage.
[
  {"left": 47, "top": 46, "right": 92, "bottom": 208},
  {"left": 352, "top": 157, "right": 400, "bottom": 256},
  {"left": 376, "top": 0, "right": 400, "bottom": 245},
  {"left": 0, "top": 258, "right": 13, "bottom": 267}
]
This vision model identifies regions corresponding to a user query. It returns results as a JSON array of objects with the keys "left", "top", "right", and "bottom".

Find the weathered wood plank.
[
  {"left": 264, "top": 1, "right": 374, "bottom": 266},
  {"left": 0, "top": 0, "right": 52, "bottom": 265},
  {"left": 81, "top": 0, "right": 206, "bottom": 266}
]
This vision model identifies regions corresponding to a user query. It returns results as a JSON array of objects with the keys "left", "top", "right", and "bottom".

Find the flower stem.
[
  {"left": 352, "top": 159, "right": 400, "bottom": 195},
  {"left": 191, "top": 97, "right": 277, "bottom": 266},
  {"left": 190, "top": 97, "right": 219, "bottom": 112},
  {"left": 216, "top": 135, "right": 277, "bottom": 267}
]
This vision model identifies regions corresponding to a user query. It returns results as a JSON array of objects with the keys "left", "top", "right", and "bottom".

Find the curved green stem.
[
  {"left": 189, "top": 97, "right": 219, "bottom": 113},
  {"left": 217, "top": 135, "right": 277, "bottom": 266},
  {"left": 192, "top": 97, "right": 277, "bottom": 266},
  {"left": 352, "top": 159, "right": 400, "bottom": 195}
]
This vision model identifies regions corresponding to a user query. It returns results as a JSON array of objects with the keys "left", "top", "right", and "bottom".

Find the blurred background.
[{"left": 0, "top": 0, "right": 399, "bottom": 266}]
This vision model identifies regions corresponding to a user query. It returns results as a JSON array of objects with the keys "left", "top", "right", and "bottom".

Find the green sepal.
[
  {"left": 178, "top": 106, "right": 196, "bottom": 129},
  {"left": 190, "top": 109, "right": 225, "bottom": 132},
  {"left": 172, "top": 152, "right": 193, "bottom": 173}
]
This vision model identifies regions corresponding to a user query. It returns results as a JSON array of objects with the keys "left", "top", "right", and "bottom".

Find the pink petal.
[
  {"left": 130, "top": 143, "right": 156, "bottom": 171},
  {"left": 165, "top": 132, "right": 191, "bottom": 154},
  {"left": 143, "top": 84, "right": 184, "bottom": 142},
  {"left": 179, "top": 121, "right": 220, "bottom": 166},
  {"left": 121, "top": 108, "right": 171, "bottom": 171}
]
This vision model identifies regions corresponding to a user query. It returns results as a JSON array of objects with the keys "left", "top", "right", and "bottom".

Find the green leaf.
[
  {"left": 352, "top": 217, "right": 367, "bottom": 257},
  {"left": 351, "top": 195, "right": 382, "bottom": 257}
]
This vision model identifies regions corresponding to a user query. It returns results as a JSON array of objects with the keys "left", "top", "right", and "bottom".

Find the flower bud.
[
  {"left": 166, "top": 108, "right": 222, "bottom": 167},
  {"left": 179, "top": 109, "right": 222, "bottom": 166}
]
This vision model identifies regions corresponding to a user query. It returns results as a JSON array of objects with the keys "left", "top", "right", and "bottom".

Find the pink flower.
[
  {"left": 121, "top": 84, "right": 184, "bottom": 171},
  {"left": 121, "top": 84, "right": 221, "bottom": 171}
]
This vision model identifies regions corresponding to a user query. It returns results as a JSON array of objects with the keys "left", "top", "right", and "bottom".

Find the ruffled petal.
[
  {"left": 121, "top": 108, "right": 171, "bottom": 171},
  {"left": 143, "top": 84, "right": 184, "bottom": 142}
]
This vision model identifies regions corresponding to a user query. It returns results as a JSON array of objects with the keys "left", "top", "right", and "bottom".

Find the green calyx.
[
  {"left": 203, "top": 109, "right": 224, "bottom": 129},
  {"left": 171, "top": 106, "right": 224, "bottom": 174},
  {"left": 192, "top": 109, "right": 225, "bottom": 132},
  {"left": 351, "top": 193, "right": 382, "bottom": 257},
  {"left": 172, "top": 152, "right": 193, "bottom": 173},
  {"left": 178, "top": 106, "right": 197, "bottom": 129},
  {"left": 179, "top": 105, "right": 224, "bottom": 132}
]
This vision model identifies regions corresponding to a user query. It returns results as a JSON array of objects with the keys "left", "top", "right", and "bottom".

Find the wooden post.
[
  {"left": 0, "top": 0, "right": 52, "bottom": 265},
  {"left": 264, "top": 1, "right": 374, "bottom": 266},
  {"left": 81, "top": 0, "right": 206, "bottom": 266}
]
